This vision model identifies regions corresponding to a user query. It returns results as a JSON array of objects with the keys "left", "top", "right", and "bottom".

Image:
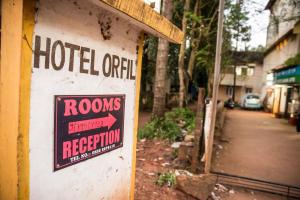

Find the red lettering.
[
  {"left": 63, "top": 141, "right": 72, "bottom": 159},
  {"left": 79, "top": 137, "right": 87, "bottom": 154},
  {"left": 93, "top": 134, "right": 100, "bottom": 149},
  {"left": 92, "top": 98, "right": 102, "bottom": 113},
  {"left": 78, "top": 98, "right": 91, "bottom": 114},
  {"left": 114, "top": 129, "right": 120, "bottom": 143},
  {"left": 113, "top": 98, "right": 121, "bottom": 110},
  {"left": 103, "top": 98, "right": 113, "bottom": 112},
  {"left": 87, "top": 135, "right": 93, "bottom": 151},
  {"left": 64, "top": 99, "right": 78, "bottom": 116},
  {"left": 72, "top": 139, "right": 79, "bottom": 156},
  {"left": 100, "top": 133, "right": 105, "bottom": 146},
  {"left": 105, "top": 131, "right": 109, "bottom": 145},
  {"left": 109, "top": 130, "right": 114, "bottom": 144}
]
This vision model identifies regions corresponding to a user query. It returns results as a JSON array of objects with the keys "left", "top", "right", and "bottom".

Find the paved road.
[{"left": 212, "top": 109, "right": 300, "bottom": 186}]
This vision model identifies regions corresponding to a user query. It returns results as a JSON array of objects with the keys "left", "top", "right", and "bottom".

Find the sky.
[
  {"left": 143, "top": 0, "right": 270, "bottom": 48},
  {"left": 245, "top": 0, "right": 270, "bottom": 48}
]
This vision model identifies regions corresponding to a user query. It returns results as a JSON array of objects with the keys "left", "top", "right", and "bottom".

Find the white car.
[{"left": 241, "top": 93, "right": 262, "bottom": 109}]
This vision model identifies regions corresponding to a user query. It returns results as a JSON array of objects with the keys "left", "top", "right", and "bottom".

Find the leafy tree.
[{"left": 224, "top": 0, "right": 251, "bottom": 101}]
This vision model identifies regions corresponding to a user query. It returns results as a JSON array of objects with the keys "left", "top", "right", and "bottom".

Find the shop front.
[{"left": 274, "top": 65, "right": 300, "bottom": 123}]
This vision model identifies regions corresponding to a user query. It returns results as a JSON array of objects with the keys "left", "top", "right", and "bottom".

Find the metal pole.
[{"left": 204, "top": 0, "right": 225, "bottom": 174}]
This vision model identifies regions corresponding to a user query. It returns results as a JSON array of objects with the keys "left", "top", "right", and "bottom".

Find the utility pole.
[
  {"left": 204, "top": 0, "right": 225, "bottom": 174},
  {"left": 232, "top": 0, "right": 240, "bottom": 102}
]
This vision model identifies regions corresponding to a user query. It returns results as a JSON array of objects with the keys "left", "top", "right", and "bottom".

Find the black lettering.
[
  {"left": 102, "top": 53, "right": 111, "bottom": 77},
  {"left": 120, "top": 57, "right": 127, "bottom": 79},
  {"left": 112, "top": 55, "right": 119, "bottom": 78},
  {"left": 80, "top": 47, "right": 90, "bottom": 74},
  {"left": 51, "top": 40, "right": 65, "bottom": 70},
  {"left": 90, "top": 49, "right": 99, "bottom": 75},
  {"left": 130, "top": 60, "right": 136, "bottom": 80},
  {"left": 34, "top": 35, "right": 51, "bottom": 69},
  {"left": 126, "top": 58, "right": 130, "bottom": 79},
  {"left": 65, "top": 42, "right": 80, "bottom": 72}
]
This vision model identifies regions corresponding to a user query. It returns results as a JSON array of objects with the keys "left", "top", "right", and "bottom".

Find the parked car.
[{"left": 241, "top": 93, "right": 262, "bottom": 110}]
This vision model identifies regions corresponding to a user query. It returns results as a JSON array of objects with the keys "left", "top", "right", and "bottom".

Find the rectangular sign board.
[
  {"left": 29, "top": 0, "right": 140, "bottom": 198},
  {"left": 54, "top": 95, "right": 125, "bottom": 171}
]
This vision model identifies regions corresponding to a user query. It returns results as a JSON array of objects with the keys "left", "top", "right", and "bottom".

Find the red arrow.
[{"left": 68, "top": 113, "right": 117, "bottom": 134}]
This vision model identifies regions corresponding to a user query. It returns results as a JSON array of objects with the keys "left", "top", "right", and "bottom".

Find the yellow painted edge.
[
  {"left": 18, "top": 0, "right": 36, "bottom": 199},
  {"left": 0, "top": 0, "right": 24, "bottom": 199},
  {"left": 99, "top": 0, "right": 183, "bottom": 44},
  {"left": 129, "top": 32, "right": 144, "bottom": 200}
]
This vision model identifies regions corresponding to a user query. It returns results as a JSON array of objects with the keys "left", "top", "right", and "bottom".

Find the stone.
[
  {"left": 211, "top": 192, "right": 220, "bottom": 200},
  {"left": 171, "top": 142, "right": 182, "bottom": 149},
  {"left": 181, "top": 129, "right": 188, "bottom": 135},
  {"left": 184, "top": 134, "right": 195, "bottom": 142},
  {"left": 161, "top": 162, "right": 170, "bottom": 167},
  {"left": 215, "top": 183, "right": 228, "bottom": 192},
  {"left": 172, "top": 158, "right": 189, "bottom": 169},
  {"left": 147, "top": 172, "right": 155, "bottom": 176},
  {"left": 178, "top": 142, "right": 194, "bottom": 161},
  {"left": 176, "top": 172, "right": 217, "bottom": 200}
]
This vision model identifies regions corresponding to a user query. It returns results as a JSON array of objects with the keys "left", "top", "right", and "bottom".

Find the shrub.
[
  {"left": 156, "top": 172, "right": 176, "bottom": 187},
  {"left": 138, "top": 108, "right": 195, "bottom": 141},
  {"left": 284, "top": 53, "right": 300, "bottom": 66}
]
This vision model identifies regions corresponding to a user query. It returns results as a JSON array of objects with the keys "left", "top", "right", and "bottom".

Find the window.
[
  {"left": 236, "top": 67, "right": 242, "bottom": 76},
  {"left": 247, "top": 67, "right": 254, "bottom": 76},
  {"left": 245, "top": 87, "right": 252, "bottom": 93},
  {"left": 241, "top": 68, "right": 247, "bottom": 76},
  {"left": 247, "top": 95, "right": 259, "bottom": 99},
  {"left": 226, "top": 86, "right": 233, "bottom": 96}
]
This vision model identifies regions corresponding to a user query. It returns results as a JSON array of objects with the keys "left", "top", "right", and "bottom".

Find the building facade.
[
  {"left": 219, "top": 51, "right": 264, "bottom": 104},
  {"left": 262, "top": 0, "right": 300, "bottom": 119}
]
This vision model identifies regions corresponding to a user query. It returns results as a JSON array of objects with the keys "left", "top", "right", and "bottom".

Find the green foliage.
[
  {"left": 171, "top": 148, "right": 178, "bottom": 158},
  {"left": 138, "top": 108, "right": 195, "bottom": 141},
  {"left": 225, "top": 0, "right": 251, "bottom": 49},
  {"left": 138, "top": 117, "right": 180, "bottom": 141},
  {"left": 141, "top": 36, "right": 158, "bottom": 92},
  {"left": 284, "top": 53, "right": 300, "bottom": 67},
  {"left": 156, "top": 172, "right": 176, "bottom": 187},
  {"left": 164, "top": 108, "right": 195, "bottom": 132}
]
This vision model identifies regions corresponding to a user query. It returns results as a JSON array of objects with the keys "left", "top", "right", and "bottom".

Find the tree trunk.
[
  {"left": 152, "top": 0, "right": 173, "bottom": 117},
  {"left": 178, "top": 0, "right": 190, "bottom": 108},
  {"left": 187, "top": 0, "right": 201, "bottom": 78}
]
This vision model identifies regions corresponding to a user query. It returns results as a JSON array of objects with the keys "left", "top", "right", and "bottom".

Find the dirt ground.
[
  {"left": 135, "top": 110, "right": 291, "bottom": 200},
  {"left": 212, "top": 109, "right": 300, "bottom": 186},
  {"left": 134, "top": 139, "right": 197, "bottom": 200},
  {"left": 134, "top": 138, "right": 287, "bottom": 200}
]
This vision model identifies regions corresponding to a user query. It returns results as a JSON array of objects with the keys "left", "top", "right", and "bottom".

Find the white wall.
[
  {"left": 29, "top": 0, "right": 140, "bottom": 199},
  {"left": 266, "top": 0, "right": 300, "bottom": 47}
]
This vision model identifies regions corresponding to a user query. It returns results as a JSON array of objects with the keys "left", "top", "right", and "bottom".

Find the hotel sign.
[{"left": 54, "top": 95, "right": 125, "bottom": 171}]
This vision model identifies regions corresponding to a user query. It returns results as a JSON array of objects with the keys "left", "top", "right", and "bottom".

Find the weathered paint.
[
  {"left": 29, "top": 0, "right": 140, "bottom": 199},
  {"left": 96, "top": 0, "right": 183, "bottom": 44},
  {"left": 0, "top": 0, "right": 180, "bottom": 199},
  {"left": 0, "top": 0, "right": 23, "bottom": 199},
  {"left": 18, "top": 0, "right": 36, "bottom": 198},
  {"left": 130, "top": 32, "right": 144, "bottom": 200}
]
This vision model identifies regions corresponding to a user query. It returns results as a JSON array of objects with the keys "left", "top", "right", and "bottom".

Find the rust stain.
[{"left": 98, "top": 15, "right": 112, "bottom": 40}]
